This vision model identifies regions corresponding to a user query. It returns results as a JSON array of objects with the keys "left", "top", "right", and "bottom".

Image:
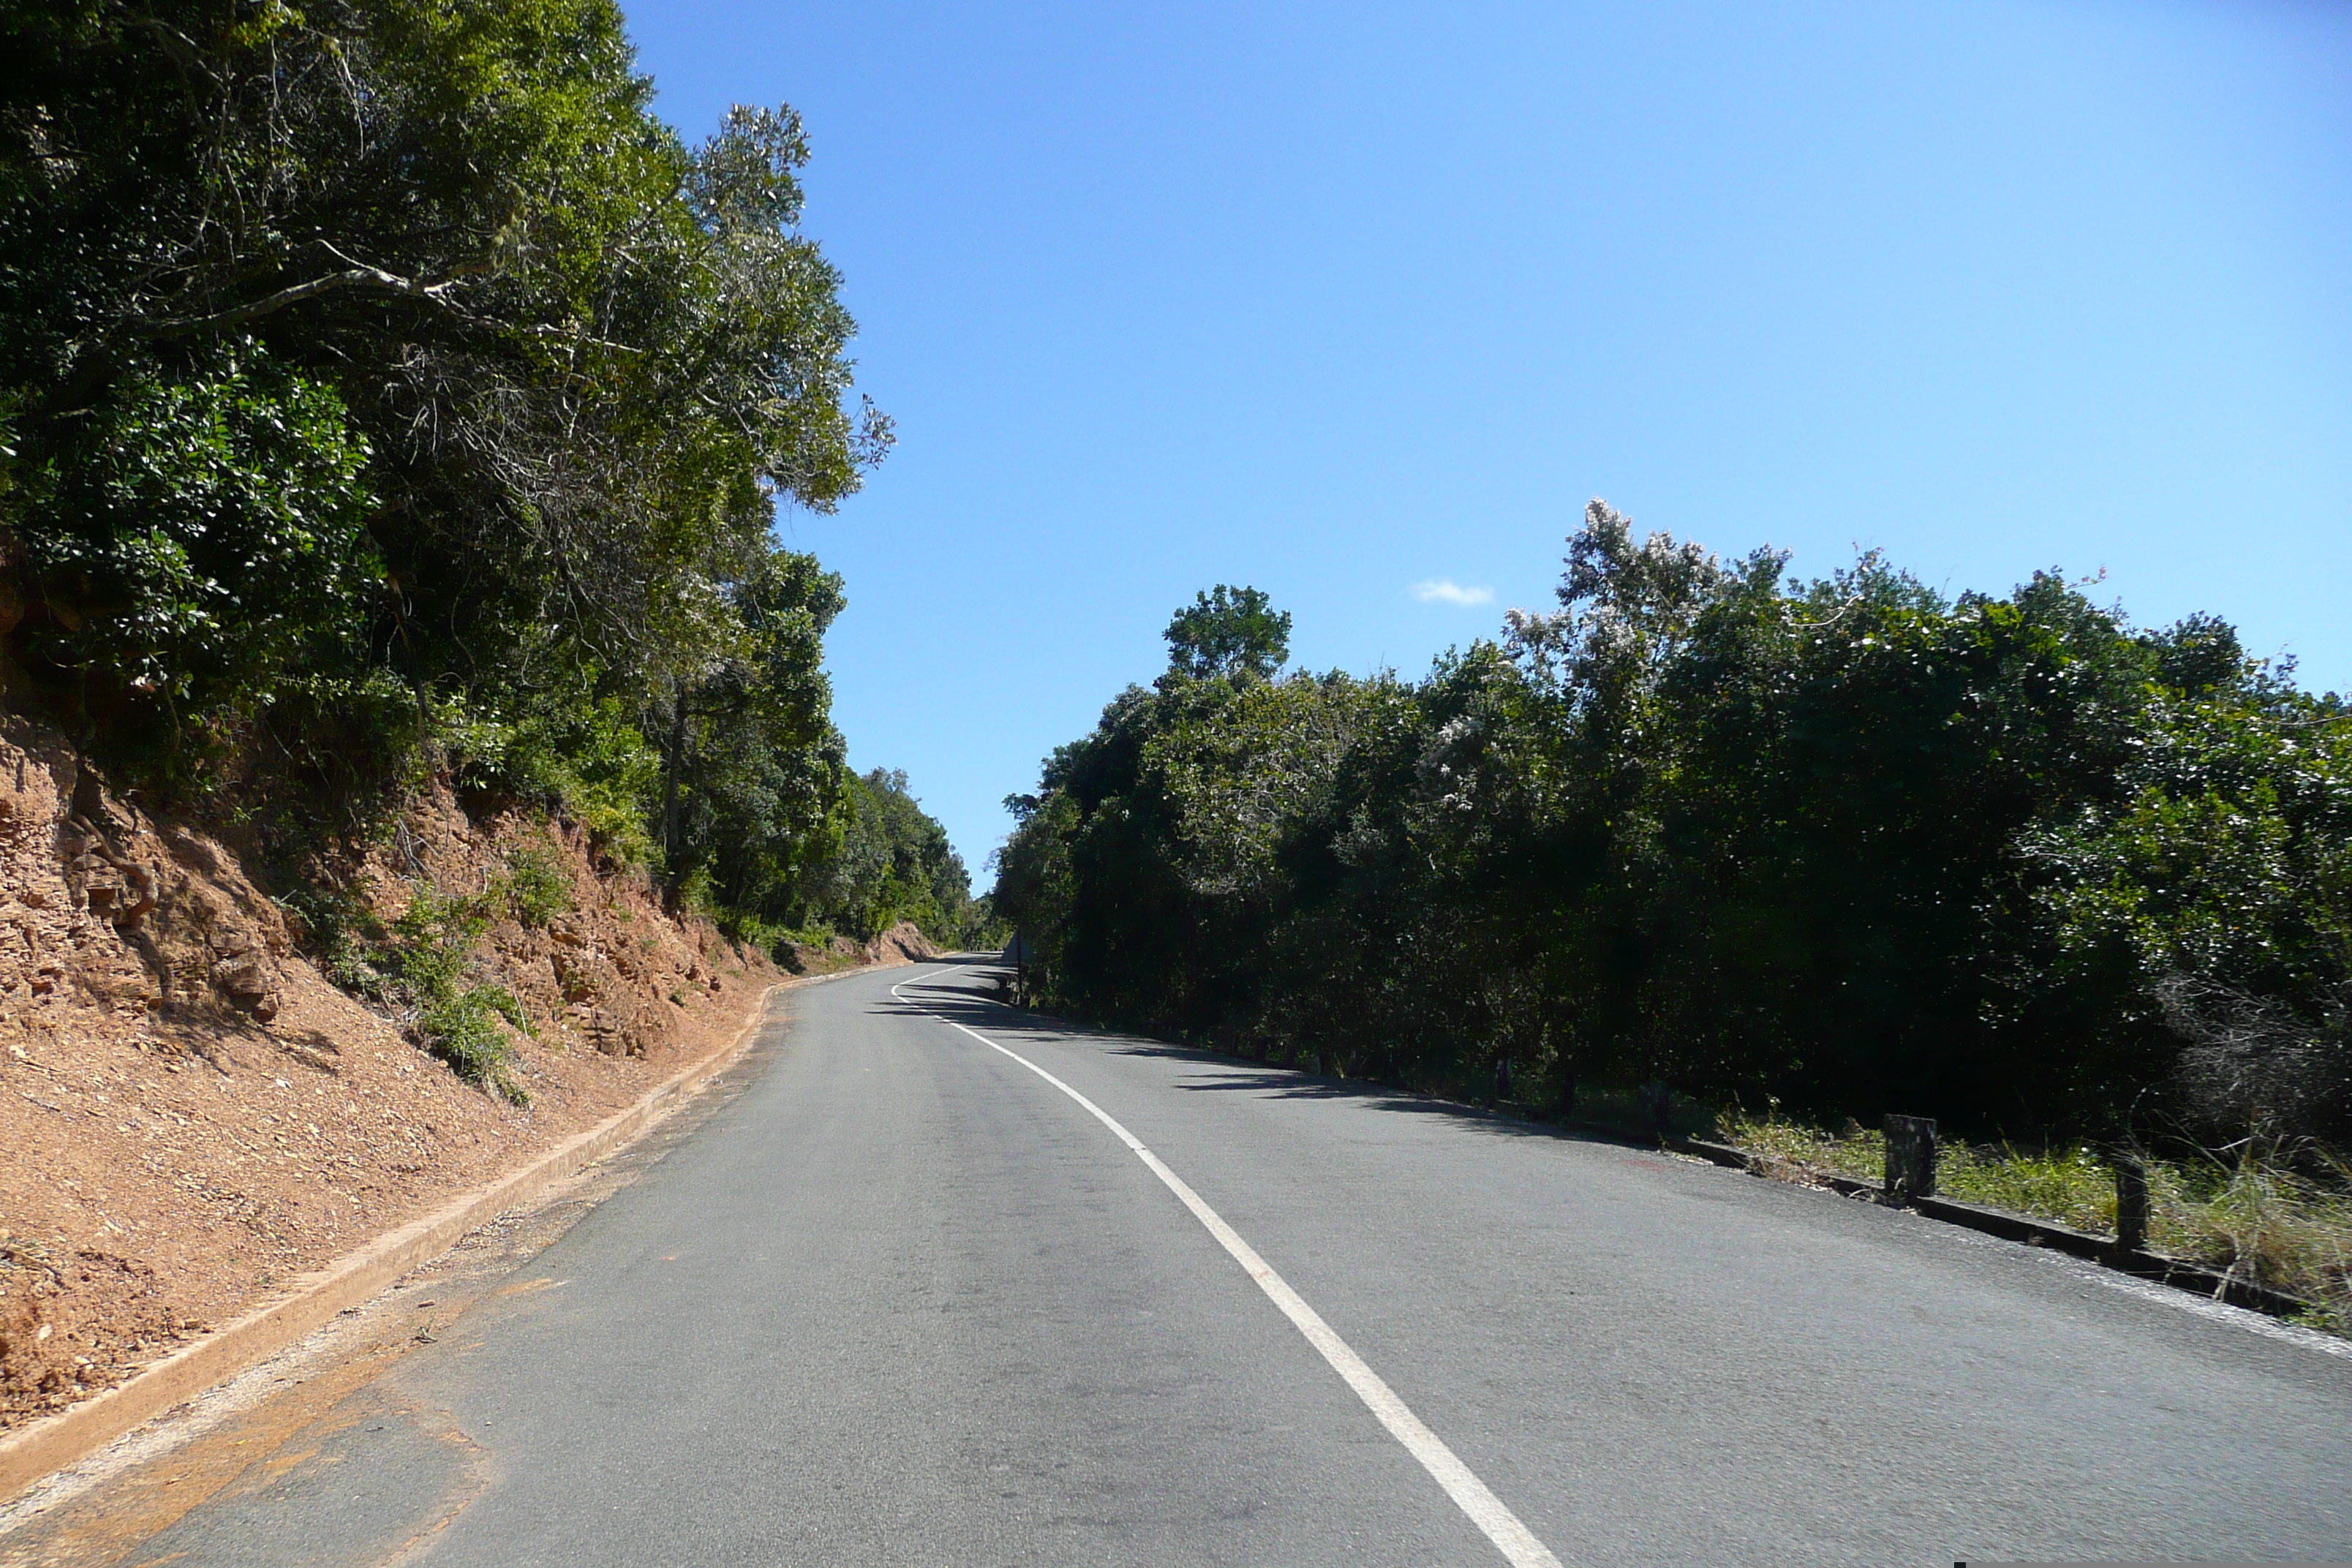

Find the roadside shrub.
[
  {"left": 12, "top": 341, "right": 378, "bottom": 715},
  {"left": 281, "top": 883, "right": 392, "bottom": 1000},
  {"left": 390, "top": 883, "right": 530, "bottom": 1103},
  {"left": 432, "top": 691, "right": 663, "bottom": 868},
  {"left": 496, "top": 842, "right": 573, "bottom": 929},
  {"left": 415, "top": 983, "right": 533, "bottom": 1106},
  {"left": 391, "top": 884, "right": 487, "bottom": 994}
]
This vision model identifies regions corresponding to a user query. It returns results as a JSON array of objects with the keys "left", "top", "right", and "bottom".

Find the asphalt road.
[{"left": 72, "top": 962, "right": 2352, "bottom": 1565}]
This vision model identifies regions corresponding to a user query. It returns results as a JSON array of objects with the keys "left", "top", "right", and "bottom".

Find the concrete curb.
[{"left": 0, "top": 962, "right": 879, "bottom": 1503}]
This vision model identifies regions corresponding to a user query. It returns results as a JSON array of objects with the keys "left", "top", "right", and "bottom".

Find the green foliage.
[
  {"left": 279, "top": 883, "right": 393, "bottom": 999},
  {"left": 1164, "top": 584, "right": 1292, "bottom": 681},
  {"left": 654, "top": 548, "right": 849, "bottom": 902},
  {"left": 494, "top": 841, "right": 572, "bottom": 928},
  {"left": 436, "top": 689, "right": 664, "bottom": 865},
  {"left": 1716, "top": 1112, "right": 2349, "bottom": 1324},
  {"left": 791, "top": 767, "right": 979, "bottom": 943},
  {"left": 0, "top": 0, "right": 938, "bottom": 941},
  {"left": 1940, "top": 1145, "right": 2119, "bottom": 1235},
  {"left": 390, "top": 884, "right": 490, "bottom": 998},
  {"left": 389, "top": 882, "right": 529, "bottom": 1102},
  {"left": 415, "top": 982, "right": 532, "bottom": 1106},
  {"left": 10, "top": 341, "right": 377, "bottom": 714},
  {"left": 996, "top": 506, "right": 2352, "bottom": 1144},
  {"left": 1715, "top": 1108, "right": 1888, "bottom": 1183},
  {"left": 2149, "top": 1142, "right": 2352, "bottom": 1310},
  {"left": 957, "top": 894, "right": 1014, "bottom": 954},
  {"left": 287, "top": 875, "right": 527, "bottom": 1098}
]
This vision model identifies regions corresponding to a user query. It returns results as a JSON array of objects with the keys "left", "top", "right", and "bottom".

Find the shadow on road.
[{"left": 875, "top": 962, "right": 1655, "bottom": 1153}]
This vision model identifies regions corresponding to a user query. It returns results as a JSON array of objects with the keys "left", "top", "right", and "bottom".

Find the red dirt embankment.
[{"left": 0, "top": 710, "right": 935, "bottom": 1429}]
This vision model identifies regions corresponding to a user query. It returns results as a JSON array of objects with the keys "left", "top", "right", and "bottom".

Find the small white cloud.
[{"left": 1412, "top": 578, "right": 1496, "bottom": 607}]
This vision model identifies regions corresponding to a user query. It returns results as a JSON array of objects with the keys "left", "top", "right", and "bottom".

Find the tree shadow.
[{"left": 877, "top": 966, "right": 1660, "bottom": 1152}]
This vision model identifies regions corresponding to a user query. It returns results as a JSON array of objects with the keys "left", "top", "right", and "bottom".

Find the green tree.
[
  {"left": 1, "top": 0, "right": 906, "bottom": 937},
  {"left": 1164, "top": 584, "right": 1291, "bottom": 682}
]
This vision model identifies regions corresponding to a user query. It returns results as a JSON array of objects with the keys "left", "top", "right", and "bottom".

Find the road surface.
[{"left": 22, "top": 961, "right": 2352, "bottom": 1565}]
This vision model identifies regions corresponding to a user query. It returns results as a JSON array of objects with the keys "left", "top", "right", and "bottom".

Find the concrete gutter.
[{"left": 0, "top": 965, "right": 872, "bottom": 1503}]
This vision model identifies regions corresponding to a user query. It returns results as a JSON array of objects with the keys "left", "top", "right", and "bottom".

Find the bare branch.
[
  {"left": 137, "top": 245, "right": 498, "bottom": 337},
  {"left": 526, "top": 323, "right": 645, "bottom": 355}
]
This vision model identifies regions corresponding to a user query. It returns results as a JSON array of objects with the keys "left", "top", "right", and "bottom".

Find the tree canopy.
[
  {"left": 1164, "top": 584, "right": 1291, "bottom": 682},
  {"left": 0, "top": 0, "right": 976, "bottom": 946}
]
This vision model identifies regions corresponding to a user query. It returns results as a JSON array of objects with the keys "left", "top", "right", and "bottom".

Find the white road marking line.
[{"left": 891, "top": 967, "right": 1567, "bottom": 1568}]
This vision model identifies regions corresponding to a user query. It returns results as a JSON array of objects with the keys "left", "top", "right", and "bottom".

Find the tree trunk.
[{"left": 663, "top": 683, "right": 687, "bottom": 862}]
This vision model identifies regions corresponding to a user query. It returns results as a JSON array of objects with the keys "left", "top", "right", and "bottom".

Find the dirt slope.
[{"left": 0, "top": 712, "right": 928, "bottom": 1429}]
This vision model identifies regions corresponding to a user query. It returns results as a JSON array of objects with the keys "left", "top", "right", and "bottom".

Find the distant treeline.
[
  {"left": 995, "top": 506, "right": 2352, "bottom": 1141},
  {"left": 0, "top": 0, "right": 984, "bottom": 946}
]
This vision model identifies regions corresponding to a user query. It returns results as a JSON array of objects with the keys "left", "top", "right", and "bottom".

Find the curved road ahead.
[{"left": 45, "top": 962, "right": 2352, "bottom": 1565}]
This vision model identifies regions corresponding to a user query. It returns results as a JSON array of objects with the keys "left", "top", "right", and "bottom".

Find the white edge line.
[
  {"left": 890, "top": 965, "right": 1567, "bottom": 1568},
  {"left": 2070, "top": 1263, "right": 2352, "bottom": 1358}
]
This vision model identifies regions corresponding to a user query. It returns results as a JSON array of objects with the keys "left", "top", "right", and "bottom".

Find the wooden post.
[
  {"left": 1005, "top": 931, "right": 1032, "bottom": 1009},
  {"left": 1640, "top": 1081, "right": 1672, "bottom": 1140},
  {"left": 1882, "top": 1115, "right": 1939, "bottom": 1205},
  {"left": 2113, "top": 1153, "right": 2150, "bottom": 1254}
]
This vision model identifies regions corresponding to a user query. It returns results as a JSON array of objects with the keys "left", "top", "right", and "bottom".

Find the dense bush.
[
  {"left": 995, "top": 510, "right": 2352, "bottom": 1142},
  {"left": 704, "top": 766, "right": 993, "bottom": 950}
]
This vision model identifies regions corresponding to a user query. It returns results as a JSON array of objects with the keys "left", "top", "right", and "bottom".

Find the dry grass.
[
  {"left": 1714, "top": 1109, "right": 2352, "bottom": 1334},
  {"left": 2149, "top": 1145, "right": 2352, "bottom": 1328},
  {"left": 1715, "top": 1104, "right": 1884, "bottom": 1183}
]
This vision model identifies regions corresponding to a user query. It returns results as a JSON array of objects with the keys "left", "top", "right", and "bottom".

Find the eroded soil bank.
[{"left": 0, "top": 710, "right": 935, "bottom": 1428}]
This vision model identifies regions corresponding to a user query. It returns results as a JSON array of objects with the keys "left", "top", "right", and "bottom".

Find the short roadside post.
[
  {"left": 1004, "top": 931, "right": 1032, "bottom": 1008},
  {"left": 1882, "top": 1115, "right": 1939, "bottom": 1206},
  {"left": 2112, "top": 1153, "right": 2150, "bottom": 1255},
  {"left": 1640, "top": 1081, "right": 1672, "bottom": 1141}
]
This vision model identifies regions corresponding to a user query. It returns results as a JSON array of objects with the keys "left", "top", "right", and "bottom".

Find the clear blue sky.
[{"left": 623, "top": 0, "right": 2352, "bottom": 878}]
